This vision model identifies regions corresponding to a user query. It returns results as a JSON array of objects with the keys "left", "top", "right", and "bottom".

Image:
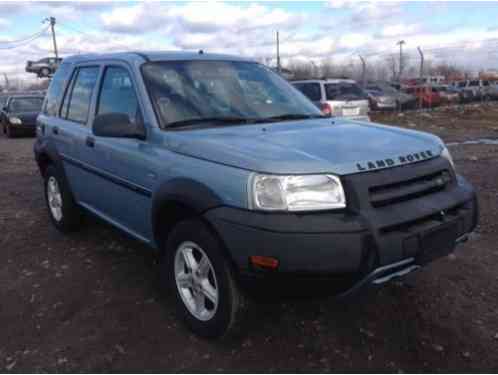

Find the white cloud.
[
  {"left": 0, "top": 18, "right": 10, "bottom": 30},
  {"left": 2, "top": 1, "right": 498, "bottom": 85},
  {"left": 381, "top": 23, "right": 420, "bottom": 37}
]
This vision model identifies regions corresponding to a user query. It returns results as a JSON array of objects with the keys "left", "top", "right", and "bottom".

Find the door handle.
[
  {"left": 86, "top": 136, "right": 95, "bottom": 148},
  {"left": 52, "top": 126, "right": 59, "bottom": 135}
]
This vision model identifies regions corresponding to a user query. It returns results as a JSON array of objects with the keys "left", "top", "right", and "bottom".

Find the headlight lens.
[
  {"left": 441, "top": 146, "right": 455, "bottom": 171},
  {"left": 249, "top": 174, "right": 346, "bottom": 211},
  {"left": 9, "top": 117, "right": 22, "bottom": 125}
]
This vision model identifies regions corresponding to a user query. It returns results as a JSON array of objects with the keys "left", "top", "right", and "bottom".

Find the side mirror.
[{"left": 92, "top": 113, "right": 145, "bottom": 140}]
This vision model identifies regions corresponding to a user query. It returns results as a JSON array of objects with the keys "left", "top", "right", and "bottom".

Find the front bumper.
[
  {"left": 205, "top": 163, "right": 478, "bottom": 296},
  {"left": 375, "top": 102, "right": 397, "bottom": 110},
  {"left": 8, "top": 123, "right": 37, "bottom": 134}
]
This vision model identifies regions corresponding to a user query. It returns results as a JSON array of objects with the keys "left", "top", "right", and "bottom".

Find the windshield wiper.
[
  {"left": 254, "top": 113, "right": 326, "bottom": 123},
  {"left": 166, "top": 116, "right": 254, "bottom": 129}
]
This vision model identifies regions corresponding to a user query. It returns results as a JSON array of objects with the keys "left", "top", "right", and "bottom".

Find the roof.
[
  {"left": 62, "top": 51, "right": 256, "bottom": 65},
  {"left": 7, "top": 94, "right": 44, "bottom": 99}
]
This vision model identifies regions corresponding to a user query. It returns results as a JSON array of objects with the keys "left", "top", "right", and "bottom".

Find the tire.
[
  {"left": 44, "top": 164, "right": 83, "bottom": 233},
  {"left": 41, "top": 67, "right": 50, "bottom": 77},
  {"left": 161, "top": 219, "right": 245, "bottom": 339}
]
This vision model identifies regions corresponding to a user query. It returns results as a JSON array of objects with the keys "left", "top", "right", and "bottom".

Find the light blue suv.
[{"left": 35, "top": 51, "right": 478, "bottom": 338}]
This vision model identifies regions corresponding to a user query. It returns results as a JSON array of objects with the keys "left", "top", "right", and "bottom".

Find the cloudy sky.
[{"left": 1, "top": 1, "right": 498, "bottom": 82}]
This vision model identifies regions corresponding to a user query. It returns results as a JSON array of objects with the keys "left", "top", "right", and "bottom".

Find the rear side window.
[
  {"left": 293, "top": 83, "right": 321, "bottom": 101},
  {"left": 96, "top": 66, "right": 139, "bottom": 123},
  {"left": 65, "top": 67, "right": 99, "bottom": 124},
  {"left": 43, "top": 63, "right": 72, "bottom": 116},
  {"left": 325, "top": 83, "right": 367, "bottom": 100}
]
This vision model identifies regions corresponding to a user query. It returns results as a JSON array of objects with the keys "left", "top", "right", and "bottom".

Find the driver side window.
[{"left": 96, "top": 66, "right": 140, "bottom": 125}]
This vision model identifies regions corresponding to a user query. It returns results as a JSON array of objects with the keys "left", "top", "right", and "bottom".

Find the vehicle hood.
[
  {"left": 11, "top": 112, "right": 39, "bottom": 125},
  {"left": 164, "top": 119, "right": 444, "bottom": 175}
]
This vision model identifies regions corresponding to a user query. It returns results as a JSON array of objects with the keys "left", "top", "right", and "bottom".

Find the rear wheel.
[
  {"left": 44, "top": 165, "right": 83, "bottom": 233},
  {"left": 162, "top": 219, "right": 244, "bottom": 338}
]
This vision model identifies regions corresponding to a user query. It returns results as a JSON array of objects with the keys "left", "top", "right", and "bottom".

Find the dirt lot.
[{"left": 1, "top": 105, "right": 498, "bottom": 372}]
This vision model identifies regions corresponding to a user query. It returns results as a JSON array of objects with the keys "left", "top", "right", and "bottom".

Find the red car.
[{"left": 404, "top": 85, "right": 441, "bottom": 108}]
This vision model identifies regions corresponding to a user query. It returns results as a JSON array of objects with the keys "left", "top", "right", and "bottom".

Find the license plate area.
[
  {"left": 342, "top": 107, "right": 360, "bottom": 116},
  {"left": 417, "top": 221, "right": 459, "bottom": 264}
]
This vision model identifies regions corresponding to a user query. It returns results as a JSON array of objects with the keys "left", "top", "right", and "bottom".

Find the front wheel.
[{"left": 162, "top": 219, "right": 245, "bottom": 338}]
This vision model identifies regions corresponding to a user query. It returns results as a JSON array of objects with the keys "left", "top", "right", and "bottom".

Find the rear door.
[{"left": 55, "top": 64, "right": 101, "bottom": 204}]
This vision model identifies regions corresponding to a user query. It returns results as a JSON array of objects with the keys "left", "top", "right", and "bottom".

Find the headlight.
[
  {"left": 441, "top": 146, "right": 455, "bottom": 171},
  {"left": 249, "top": 174, "right": 346, "bottom": 211},
  {"left": 9, "top": 117, "right": 22, "bottom": 125}
]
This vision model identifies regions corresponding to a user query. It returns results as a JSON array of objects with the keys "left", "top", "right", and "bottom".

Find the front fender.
[{"left": 151, "top": 178, "right": 224, "bottom": 215}]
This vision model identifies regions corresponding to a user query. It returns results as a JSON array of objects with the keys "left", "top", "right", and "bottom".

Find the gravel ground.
[{"left": 1, "top": 105, "right": 498, "bottom": 372}]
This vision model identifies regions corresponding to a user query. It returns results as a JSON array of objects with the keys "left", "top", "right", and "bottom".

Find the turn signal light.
[{"left": 250, "top": 256, "right": 279, "bottom": 270}]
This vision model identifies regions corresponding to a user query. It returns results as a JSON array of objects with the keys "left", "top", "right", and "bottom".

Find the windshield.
[
  {"left": 142, "top": 61, "right": 321, "bottom": 128},
  {"left": 325, "top": 83, "right": 367, "bottom": 100},
  {"left": 9, "top": 97, "right": 43, "bottom": 112}
]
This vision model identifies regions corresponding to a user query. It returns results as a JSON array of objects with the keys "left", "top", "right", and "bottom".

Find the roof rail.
[{"left": 132, "top": 52, "right": 150, "bottom": 62}]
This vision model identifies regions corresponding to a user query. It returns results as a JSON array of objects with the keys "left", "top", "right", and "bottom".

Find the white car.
[{"left": 292, "top": 79, "right": 370, "bottom": 121}]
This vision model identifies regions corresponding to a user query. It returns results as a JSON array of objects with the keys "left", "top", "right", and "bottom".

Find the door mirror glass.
[{"left": 93, "top": 113, "right": 145, "bottom": 139}]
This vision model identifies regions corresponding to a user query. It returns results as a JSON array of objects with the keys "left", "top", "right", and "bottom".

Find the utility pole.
[
  {"left": 276, "top": 31, "right": 281, "bottom": 73},
  {"left": 358, "top": 55, "right": 366, "bottom": 87},
  {"left": 396, "top": 40, "right": 405, "bottom": 81},
  {"left": 310, "top": 60, "right": 317, "bottom": 78},
  {"left": 389, "top": 56, "right": 397, "bottom": 81},
  {"left": 417, "top": 46, "right": 424, "bottom": 78},
  {"left": 44, "top": 17, "right": 58, "bottom": 59},
  {"left": 3, "top": 73, "right": 9, "bottom": 91}
]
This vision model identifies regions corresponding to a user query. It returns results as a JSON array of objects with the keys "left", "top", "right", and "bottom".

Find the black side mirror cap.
[{"left": 92, "top": 113, "right": 145, "bottom": 140}]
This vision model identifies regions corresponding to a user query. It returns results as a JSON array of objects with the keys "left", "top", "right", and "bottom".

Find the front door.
[{"left": 80, "top": 64, "right": 156, "bottom": 242}]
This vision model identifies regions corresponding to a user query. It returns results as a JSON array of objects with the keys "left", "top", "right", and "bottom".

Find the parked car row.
[
  {"left": 450, "top": 79, "right": 498, "bottom": 102},
  {"left": 292, "top": 76, "right": 498, "bottom": 118}
]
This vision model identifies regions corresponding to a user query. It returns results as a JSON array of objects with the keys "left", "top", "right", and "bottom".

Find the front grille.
[{"left": 368, "top": 169, "right": 451, "bottom": 208}]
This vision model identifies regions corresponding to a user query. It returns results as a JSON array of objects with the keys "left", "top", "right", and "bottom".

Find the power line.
[
  {"left": 0, "top": 28, "right": 48, "bottom": 50},
  {"left": 0, "top": 26, "right": 49, "bottom": 46}
]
